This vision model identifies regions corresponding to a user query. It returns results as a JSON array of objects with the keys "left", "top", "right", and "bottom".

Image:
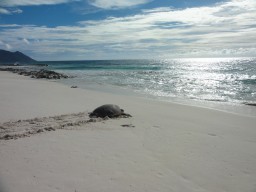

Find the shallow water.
[{"left": 43, "top": 57, "right": 256, "bottom": 116}]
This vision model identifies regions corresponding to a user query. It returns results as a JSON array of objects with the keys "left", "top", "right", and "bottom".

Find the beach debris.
[{"left": 89, "top": 104, "right": 132, "bottom": 118}]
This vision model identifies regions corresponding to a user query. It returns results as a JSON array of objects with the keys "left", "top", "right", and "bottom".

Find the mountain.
[{"left": 0, "top": 49, "right": 36, "bottom": 64}]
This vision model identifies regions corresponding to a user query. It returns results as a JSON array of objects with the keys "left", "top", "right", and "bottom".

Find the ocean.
[{"left": 44, "top": 57, "right": 256, "bottom": 116}]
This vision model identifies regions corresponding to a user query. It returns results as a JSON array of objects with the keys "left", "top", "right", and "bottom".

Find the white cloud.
[
  {"left": 0, "top": 0, "right": 77, "bottom": 15},
  {"left": 88, "top": 0, "right": 151, "bottom": 9},
  {"left": 5, "top": 44, "right": 12, "bottom": 50},
  {"left": 0, "top": 7, "right": 10, "bottom": 14},
  {"left": 12, "top": 8, "right": 23, "bottom": 14},
  {"left": 0, "top": 40, "right": 12, "bottom": 50},
  {"left": 0, "top": 8, "right": 23, "bottom": 14},
  {"left": 22, "top": 38, "right": 30, "bottom": 45},
  {"left": 142, "top": 7, "right": 173, "bottom": 13},
  {"left": 0, "top": 0, "right": 255, "bottom": 59},
  {"left": 0, "top": 0, "right": 79, "bottom": 7}
]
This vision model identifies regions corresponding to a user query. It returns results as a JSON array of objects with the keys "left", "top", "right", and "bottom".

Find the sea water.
[{"left": 44, "top": 57, "right": 256, "bottom": 116}]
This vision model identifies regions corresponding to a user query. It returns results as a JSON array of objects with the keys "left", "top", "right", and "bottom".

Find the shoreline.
[
  {"left": 56, "top": 71, "right": 256, "bottom": 117},
  {"left": 1, "top": 70, "right": 255, "bottom": 121},
  {"left": 1, "top": 65, "right": 256, "bottom": 117},
  {"left": 0, "top": 71, "right": 256, "bottom": 192}
]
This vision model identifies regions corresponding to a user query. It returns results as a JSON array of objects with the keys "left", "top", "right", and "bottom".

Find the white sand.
[{"left": 0, "top": 71, "right": 256, "bottom": 192}]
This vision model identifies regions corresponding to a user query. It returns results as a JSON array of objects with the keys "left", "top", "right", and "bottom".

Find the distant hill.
[{"left": 0, "top": 49, "right": 36, "bottom": 64}]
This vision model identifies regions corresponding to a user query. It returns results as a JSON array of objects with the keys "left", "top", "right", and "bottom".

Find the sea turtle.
[{"left": 89, "top": 104, "right": 131, "bottom": 118}]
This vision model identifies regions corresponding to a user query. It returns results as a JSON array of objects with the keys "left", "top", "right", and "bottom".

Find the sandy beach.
[{"left": 0, "top": 71, "right": 256, "bottom": 192}]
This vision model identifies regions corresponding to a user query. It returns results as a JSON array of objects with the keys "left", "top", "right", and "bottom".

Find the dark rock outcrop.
[
  {"left": 243, "top": 102, "right": 256, "bottom": 107},
  {"left": 0, "top": 68, "right": 68, "bottom": 79}
]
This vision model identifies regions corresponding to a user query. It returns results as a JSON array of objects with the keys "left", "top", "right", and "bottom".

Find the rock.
[
  {"left": 44, "top": 127, "right": 55, "bottom": 131},
  {"left": 0, "top": 125, "right": 6, "bottom": 130},
  {"left": 121, "top": 124, "right": 135, "bottom": 128},
  {"left": 88, "top": 118, "right": 97, "bottom": 122},
  {"left": 37, "top": 129, "right": 44, "bottom": 133},
  {"left": 3, "top": 134, "right": 11, "bottom": 140},
  {"left": 0, "top": 67, "right": 69, "bottom": 79},
  {"left": 243, "top": 102, "right": 256, "bottom": 106}
]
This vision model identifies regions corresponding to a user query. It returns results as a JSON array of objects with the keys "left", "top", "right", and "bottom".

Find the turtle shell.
[{"left": 89, "top": 104, "right": 124, "bottom": 118}]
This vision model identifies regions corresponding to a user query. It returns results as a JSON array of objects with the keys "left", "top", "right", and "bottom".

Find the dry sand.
[{"left": 0, "top": 71, "right": 256, "bottom": 192}]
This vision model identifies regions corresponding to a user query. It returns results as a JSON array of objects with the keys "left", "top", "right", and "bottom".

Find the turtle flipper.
[{"left": 121, "top": 113, "right": 132, "bottom": 118}]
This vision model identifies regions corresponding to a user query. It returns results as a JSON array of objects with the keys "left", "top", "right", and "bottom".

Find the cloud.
[
  {"left": 0, "top": 24, "right": 36, "bottom": 28},
  {"left": 0, "top": 40, "right": 4, "bottom": 45},
  {"left": 0, "top": 7, "right": 23, "bottom": 14},
  {"left": 12, "top": 8, "right": 23, "bottom": 14},
  {"left": 5, "top": 44, "right": 12, "bottom": 50},
  {"left": 0, "top": 0, "right": 80, "bottom": 7},
  {"left": 88, "top": 0, "right": 151, "bottom": 9},
  {"left": 22, "top": 38, "right": 30, "bottom": 45},
  {"left": 0, "top": 8, "right": 10, "bottom": 14},
  {"left": 142, "top": 7, "right": 173, "bottom": 13},
  {"left": 0, "top": 0, "right": 74, "bottom": 14},
  {"left": 0, "top": 40, "right": 12, "bottom": 50},
  {"left": 0, "top": 0, "right": 255, "bottom": 59}
]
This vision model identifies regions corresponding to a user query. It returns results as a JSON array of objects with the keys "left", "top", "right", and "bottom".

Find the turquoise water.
[{"left": 43, "top": 58, "right": 256, "bottom": 114}]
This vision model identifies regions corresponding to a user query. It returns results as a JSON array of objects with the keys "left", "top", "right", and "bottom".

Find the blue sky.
[{"left": 0, "top": 0, "right": 255, "bottom": 60}]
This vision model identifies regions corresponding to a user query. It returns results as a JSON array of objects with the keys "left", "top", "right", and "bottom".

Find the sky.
[{"left": 0, "top": 0, "right": 255, "bottom": 60}]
